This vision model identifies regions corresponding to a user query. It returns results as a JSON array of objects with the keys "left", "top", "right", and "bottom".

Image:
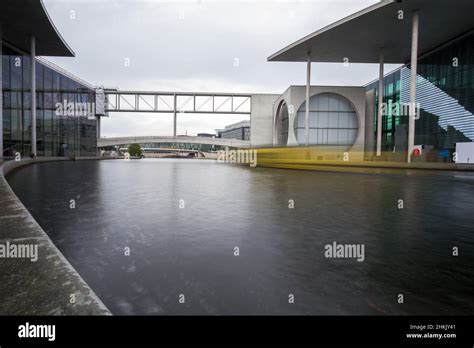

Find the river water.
[{"left": 7, "top": 159, "right": 474, "bottom": 315}]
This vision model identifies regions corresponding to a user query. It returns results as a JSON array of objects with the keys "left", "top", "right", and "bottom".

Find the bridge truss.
[{"left": 104, "top": 90, "right": 252, "bottom": 136}]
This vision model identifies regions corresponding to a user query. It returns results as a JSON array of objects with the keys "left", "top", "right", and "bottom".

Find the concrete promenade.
[
  {"left": 254, "top": 148, "right": 474, "bottom": 172},
  {"left": 0, "top": 158, "right": 111, "bottom": 315}
]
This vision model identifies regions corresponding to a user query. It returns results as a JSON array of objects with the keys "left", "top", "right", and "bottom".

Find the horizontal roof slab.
[
  {"left": 0, "top": 0, "right": 74, "bottom": 57},
  {"left": 268, "top": 0, "right": 474, "bottom": 64}
]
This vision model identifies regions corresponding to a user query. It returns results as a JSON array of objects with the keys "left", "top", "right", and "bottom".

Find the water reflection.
[{"left": 7, "top": 159, "right": 474, "bottom": 315}]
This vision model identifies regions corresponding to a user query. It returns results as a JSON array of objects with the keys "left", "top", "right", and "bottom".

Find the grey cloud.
[{"left": 43, "top": 0, "right": 398, "bottom": 136}]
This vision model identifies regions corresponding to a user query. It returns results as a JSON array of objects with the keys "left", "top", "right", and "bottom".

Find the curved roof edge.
[
  {"left": 39, "top": 0, "right": 75, "bottom": 57},
  {"left": 268, "top": 0, "right": 474, "bottom": 64},
  {"left": 268, "top": 1, "right": 393, "bottom": 62},
  {"left": 0, "top": 0, "right": 75, "bottom": 57}
]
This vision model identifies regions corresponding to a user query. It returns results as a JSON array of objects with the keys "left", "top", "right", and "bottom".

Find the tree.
[{"left": 127, "top": 144, "right": 143, "bottom": 157}]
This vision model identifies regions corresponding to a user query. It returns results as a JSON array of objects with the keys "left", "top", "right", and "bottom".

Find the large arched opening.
[
  {"left": 294, "top": 93, "right": 359, "bottom": 151},
  {"left": 275, "top": 101, "right": 289, "bottom": 146}
]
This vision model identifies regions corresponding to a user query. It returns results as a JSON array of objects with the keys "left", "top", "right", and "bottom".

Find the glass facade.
[
  {"left": 366, "top": 69, "right": 402, "bottom": 152},
  {"left": 2, "top": 43, "right": 97, "bottom": 158},
  {"left": 219, "top": 126, "right": 250, "bottom": 141},
  {"left": 366, "top": 31, "right": 474, "bottom": 158},
  {"left": 294, "top": 92, "right": 358, "bottom": 147}
]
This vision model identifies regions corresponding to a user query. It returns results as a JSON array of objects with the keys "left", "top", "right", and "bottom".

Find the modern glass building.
[
  {"left": 2, "top": 45, "right": 97, "bottom": 157},
  {"left": 218, "top": 120, "right": 251, "bottom": 141},
  {"left": 268, "top": 0, "right": 474, "bottom": 163},
  {"left": 1, "top": 0, "right": 100, "bottom": 160},
  {"left": 366, "top": 31, "right": 474, "bottom": 160}
]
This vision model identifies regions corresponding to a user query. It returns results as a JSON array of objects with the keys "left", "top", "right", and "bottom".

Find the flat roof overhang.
[
  {"left": 268, "top": 0, "right": 474, "bottom": 64},
  {"left": 0, "top": 0, "right": 74, "bottom": 57}
]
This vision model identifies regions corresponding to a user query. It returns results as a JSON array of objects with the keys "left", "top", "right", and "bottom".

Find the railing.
[{"left": 35, "top": 57, "right": 97, "bottom": 91}]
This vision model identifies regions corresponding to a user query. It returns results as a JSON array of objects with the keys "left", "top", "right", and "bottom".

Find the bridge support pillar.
[
  {"left": 96, "top": 116, "right": 101, "bottom": 157},
  {"left": 173, "top": 94, "right": 177, "bottom": 137}
]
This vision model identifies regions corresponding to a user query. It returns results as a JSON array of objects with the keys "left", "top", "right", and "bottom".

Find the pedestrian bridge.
[{"left": 98, "top": 136, "right": 250, "bottom": 148}]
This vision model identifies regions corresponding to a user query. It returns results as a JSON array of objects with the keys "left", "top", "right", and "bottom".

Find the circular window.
[{"left": 294, "top": 93, "right": 358, "bottom": 148}]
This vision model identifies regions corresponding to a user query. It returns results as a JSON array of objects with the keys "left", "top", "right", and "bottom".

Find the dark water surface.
[{"left": 7, "top": 159, "right": 474, "bottom": 315}]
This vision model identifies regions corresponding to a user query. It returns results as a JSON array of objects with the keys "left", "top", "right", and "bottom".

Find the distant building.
[
  {"left": 197, "top": 133, "right": 215, "bottom": 138},
  {"left": 217, "top": 120, "right": 250, "bottom": 141}
]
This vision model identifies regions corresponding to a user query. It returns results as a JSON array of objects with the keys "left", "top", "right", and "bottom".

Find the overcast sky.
[{"left": 43, "top": 0, "right": 400, "bottom": 137}]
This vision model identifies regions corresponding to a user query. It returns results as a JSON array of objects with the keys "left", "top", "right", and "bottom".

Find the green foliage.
[{"left": 127, "top": 144, "right": 143, "bottom": 157}]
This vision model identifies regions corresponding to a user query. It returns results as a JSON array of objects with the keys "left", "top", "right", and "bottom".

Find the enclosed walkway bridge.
[{"left": 103, "top": 89, "right": 252, "bottom": 137}]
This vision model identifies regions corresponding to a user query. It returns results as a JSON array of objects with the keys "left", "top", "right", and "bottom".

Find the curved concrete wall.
[
  {"left": 0, "top": 158, "right": 110, "bottom": 315},
  {"left": 250, "top": 94, "right": 280, "bottom": 147},
  {"left": 272, "top": 86, "right": 367, "bottom": 161}
]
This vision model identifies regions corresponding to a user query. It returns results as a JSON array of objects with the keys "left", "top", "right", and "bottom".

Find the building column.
[
  {"left": 0, "top": 27, "right": 3, "bottom": 161},
  {"left": 408, "top": 12, "right": 419, "bottom": 164},
  {"left": 376, "top": 53, "right": 384, "bottom": 157},
  {"left": 173, "top": 94, "right": 177, "bottom": 137},
  {"left": 305, "top": 53, "right": 311, "bottom": 146},
  {"left": 97, "top": 116, "right": 101, "bottom": 139},
  {"left": 96, "top": 116, "right": 101, "bottom": 157},
  {"left": 31, "top": 36, "right": 37, "bottom": 157}
]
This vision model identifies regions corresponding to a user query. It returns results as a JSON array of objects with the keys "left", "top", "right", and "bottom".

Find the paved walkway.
[{"left": 0, "top": 158, "right": 110, "bottom": 315}]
